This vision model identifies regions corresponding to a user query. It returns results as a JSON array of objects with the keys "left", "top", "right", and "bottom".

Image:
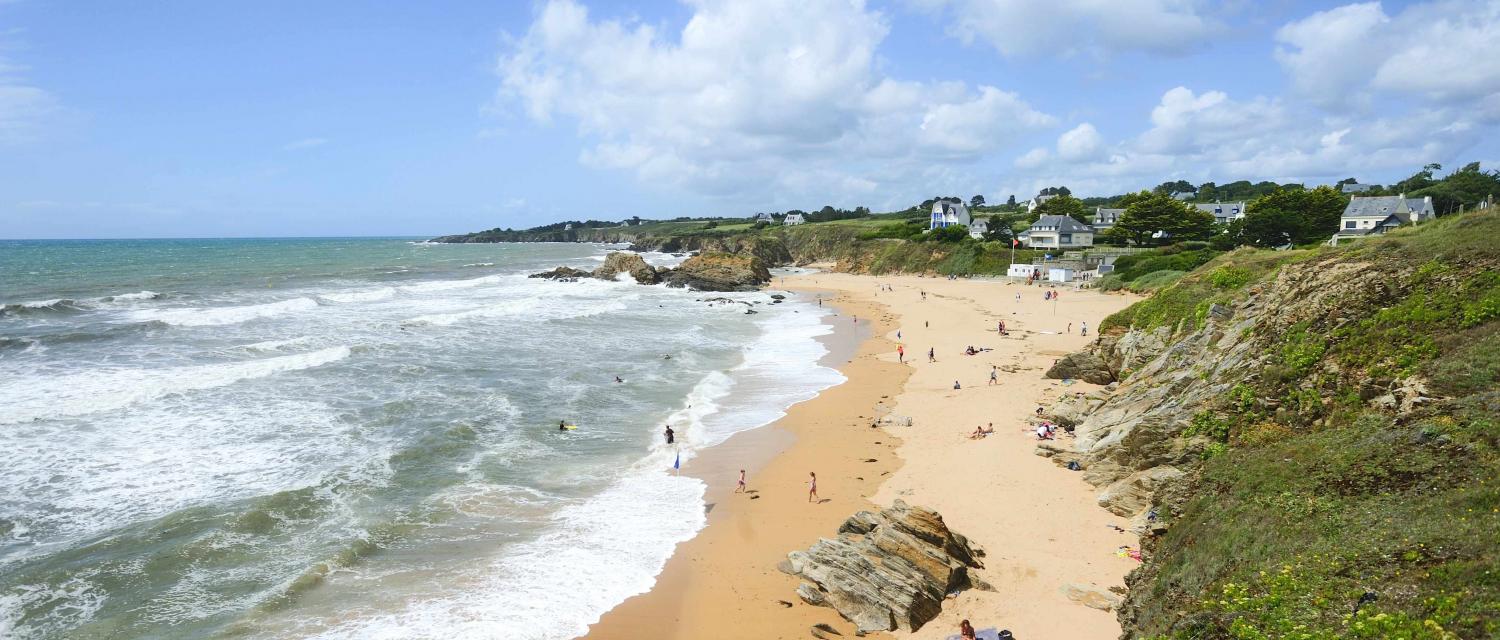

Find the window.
[
  {"left": 1060, "top": 233, "right": 1072, "bottom": 244},
  {"left": 1345, "top": 221, "right": 1356, "bottom": 229}
]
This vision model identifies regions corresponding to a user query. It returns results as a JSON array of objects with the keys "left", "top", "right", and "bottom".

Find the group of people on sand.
[{"left": 958, "top": 620, "right": 1016, "bottom": 640}]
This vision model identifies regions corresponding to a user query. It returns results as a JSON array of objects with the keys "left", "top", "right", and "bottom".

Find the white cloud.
[
  {"left": 282, "top": 137, "right": 328, "bottom": 151},
  {"left": 0, "top": 34, "right": 58, "bottom": 144},
  {"left": 496, "top": 0, "right": 1054, "bottom": 208},
  {"left": 1056, "top": 123, "right": 1103, "bottom": 161},
  {"left": 913, "top": 0, "right": 1222, "bottom": 58},
  {"left": 1276, "top": 0, "right": 1500, "bottom": 112},
  {"left": 1004, "top": 84, "right": 1485, "bottom": 196}
]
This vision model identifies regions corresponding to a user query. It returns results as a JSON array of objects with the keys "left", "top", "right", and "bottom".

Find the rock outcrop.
[
  {"left": 593, "top": 252, "right": 661, "bottom": 285},
  {"left": 783, "top": 500, "right": 985, "bottom": 634},
  {"left": 662, "top": 252, "right": 771, "bottom": 291},
  {"left": 1045, "top": 351, "right": 1115, "bottom": 384},
  {"left": 527, "top": 266, "right": 592, "bottom": 280}
]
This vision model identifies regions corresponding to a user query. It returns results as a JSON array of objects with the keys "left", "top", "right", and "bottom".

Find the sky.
[{"left": 1, "top": 0, "right": 1497, "bottom": 238}]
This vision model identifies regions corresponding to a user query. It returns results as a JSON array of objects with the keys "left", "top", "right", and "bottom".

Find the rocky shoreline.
[{"left": 531, "top": 251, "right": 772, "bottom": 292}]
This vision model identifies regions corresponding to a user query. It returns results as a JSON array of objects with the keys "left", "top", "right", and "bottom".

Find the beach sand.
[{"left": 586, "top": 272, "right": 1141, "bottom": 639}]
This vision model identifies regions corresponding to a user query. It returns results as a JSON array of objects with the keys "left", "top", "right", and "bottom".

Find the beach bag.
[{"left": 1066, "top": 461, "right": 1082, "bottom": 471}]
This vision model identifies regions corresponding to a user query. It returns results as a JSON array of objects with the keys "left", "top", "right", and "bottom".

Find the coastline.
[{"left": 586, "top": 272, "right": 1142, "bottom": 639}]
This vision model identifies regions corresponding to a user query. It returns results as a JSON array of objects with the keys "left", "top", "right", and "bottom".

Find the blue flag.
[
  {"left": 673, "top": 452, "right": 680, "bottom": 471},
  {"left": 896, "top": 330, "right": 901, "bottom": 339}
]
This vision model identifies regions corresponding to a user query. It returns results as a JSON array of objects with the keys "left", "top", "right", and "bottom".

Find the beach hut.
[
  {"left": 1007, "top": 264, "right": 1035, "bottom": 279},
  {"left": 1047, "top": 268, "right": 1076, "bottom": 282}
]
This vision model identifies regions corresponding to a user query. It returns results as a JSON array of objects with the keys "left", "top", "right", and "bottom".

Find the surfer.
[
  {"left": 614, "top": 375, "right": 624, "bottom": 383},
  {"left": 559, "top": 420, "right": 568, "bottom": 431}
]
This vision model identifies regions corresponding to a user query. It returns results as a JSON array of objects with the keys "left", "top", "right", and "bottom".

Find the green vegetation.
[
  {"left": 1231, "top": 186, "right": 1347, "bottom": 247},
  {"left": 1029, "top": 193, "right": 1088, "bottom": 224},
  {"left": 1124, "top": 211, "right": 1500, "bottom": 639},
  {"left": 1101, "top": 248, "right": 1308, "bottom": 332},
  {"left": 1108, "top": 191, "right": 1217, "bottom": 247}
]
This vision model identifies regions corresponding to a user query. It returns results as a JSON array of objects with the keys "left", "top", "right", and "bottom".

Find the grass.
[{"left": 1122, "top": 211, "right": 1500, "bottom": 639}]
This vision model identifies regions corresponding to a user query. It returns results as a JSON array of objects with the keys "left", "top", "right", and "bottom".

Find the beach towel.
[{"left": 945, "top": 628, "right": 1004, "bottom": 640}]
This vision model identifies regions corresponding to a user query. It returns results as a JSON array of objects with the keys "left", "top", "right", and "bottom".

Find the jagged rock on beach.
[
  {"left": 784, "top": 500, "right": 985, "bottom": 634},
  {"left": 528, "top": 266, "right": 592, "bottom": 280},
  {"left": 1045, "top": 351, "right": 1114, "bottom": 385},
  {"left": 662, "top": 252, "right": 772, "bottom": 292}
]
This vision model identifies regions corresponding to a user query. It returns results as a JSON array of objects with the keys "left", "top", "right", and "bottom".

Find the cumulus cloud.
[
  {"left": 1276, "top": 0, "right": 1500, "bottom": 111},
  {"left": 1056, "top": 123, "right": 1103, "bottom": 162},
  {"left": 1005, "top": 85, "right": 1483, "bottom": 196},
  {"left": 0, "top": 36, "right": 58, "bottom": 144},
  {"left": 496, "top": 0, "right": 1054, "bottom": 207},
  {"left": 912, "top": 0, "right": 1222, "bottom": 57}
]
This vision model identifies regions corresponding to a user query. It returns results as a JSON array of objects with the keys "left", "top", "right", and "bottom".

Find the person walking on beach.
[
  {"left": 807, "top": 472, "right": 818, "bottom": 502},
  {"left": 989, "top": 366, "right": 999, "bottom": 385},
  {"left": 1014, "top": 292, "right": 1022, "bottom": 303},
  {"left": 1068, "top": 322, "right": 1072, "bottom": 334},
  {"left": 927, "top": 347, "right": 935, "bottom": 363},
  {"left": 897, "top": 345, "right": 904, "bottom": 363},
  {"left": 1081, "top": 321, "right": 1088, "bottom": 337},
  {"left": 736, "top": 469, "right": 747, "bottom": 493},
  {"left": 664, "top": 425, "right": 675, "bottom": 445}
]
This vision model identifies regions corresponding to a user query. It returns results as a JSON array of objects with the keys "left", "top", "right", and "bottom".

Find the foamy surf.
[
  {"left": 125, "top": 297, "right": 321, "bottom": 327},
  {"left": 0, "top": 346, "right": 351, "bottom": 424}
]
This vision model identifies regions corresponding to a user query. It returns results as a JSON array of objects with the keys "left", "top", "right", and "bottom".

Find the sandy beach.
[{"left": 587, "top": 271, "right": 1141, "bottom": 639}]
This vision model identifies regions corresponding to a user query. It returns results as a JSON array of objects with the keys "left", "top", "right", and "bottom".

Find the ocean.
[{"left": 0, "top": 238, "right": 844, "bottom": 639}]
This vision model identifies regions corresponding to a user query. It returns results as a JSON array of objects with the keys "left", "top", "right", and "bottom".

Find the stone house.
[{"left": 1025, "top": 215, "right": 1094, "bottom": 249}]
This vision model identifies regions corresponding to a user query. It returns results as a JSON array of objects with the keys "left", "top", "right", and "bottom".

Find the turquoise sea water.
[{"left": 0, "top": 238, "right": 842, "bottom": 639}]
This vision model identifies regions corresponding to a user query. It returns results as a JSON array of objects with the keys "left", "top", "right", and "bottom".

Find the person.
[
  {"left": 965, "top": 346, "right": 977, "bottom": 356},
  {"left": 953, "top": 380, "right": 961, "bottom": 390},
  {"left": 959, "top": 619, "right": 977, "bottom": 640},
  {"left": 614, "top": 375, "right": 624, "bottom": 383},
  {"left": 1067, "top": 322, "right": 1072, "bottom": 333},
  {"left": 1036, "top": 405, "right": 1045, "bottom": 416},
  {"left": 1036, "top": 423, "right": 1053, "bottom": 440},
  {"left": 559, "top": 420, "right": 568, "bottom": 432},
  {"left": 969, "top": 424, "right": 994, "bottom": 439},
  {"left": 807, "top": 472, "right": 818, "bottom": 502},
  {"left": 924, "top": 320, "right": 929, "bottom": 328},
  {"left": 664, "top": 425, "right": 675, "bottom": 445},
  {"left": 927, "top": 347, "right": 935, "bottom": 363},
  {"left": 989, "top": 367, "right": 999, "bottom": 385},
  {"left": 999, "top": 319, "right": 1006, "bottom": 334},
  {"left": 1014, "top": 292, "right": 1021, "bottom": 303},
  {"left": 1081, "top": 321, "right": 1088, "bottom": 337},
  {"left": 897, "top": 345, "right": 904, "bottom": 363},
  {"left": 736, "top": 469, "right": 747, "bottom": 493}
]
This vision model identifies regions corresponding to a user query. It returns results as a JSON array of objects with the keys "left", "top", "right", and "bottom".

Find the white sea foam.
[
  {"left": 125, "top": 297, "right": 320, "bottom": 327},
  {"left": 402, "top": 295, "right": 633, "bottom": 327},
  {"left": 302, "top": 470, "right": 706, "bottom": 640},
  {"left": 319, "top": 287, "right": 396, "bottom": 304},
  {"left": 103, "top": 290, "right": 162, "bottom": 302},
  {"left": 238, "top": 336, "right": 315, "bottom": 352},
  {"left": 397, "top": 275, "right": 507, "bottom": 294},
  {"left": 0, "top": 346, "right": 351, "bottom": 424}
]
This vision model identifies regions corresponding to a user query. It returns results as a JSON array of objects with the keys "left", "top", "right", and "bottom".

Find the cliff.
[{"left": 1040, "top": 211, "right": 1499, "bottom": 638}]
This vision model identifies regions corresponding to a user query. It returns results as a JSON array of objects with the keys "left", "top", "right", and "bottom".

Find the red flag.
[{"left": 1012, "top": 238, "right": 1020, "bottom": 247}]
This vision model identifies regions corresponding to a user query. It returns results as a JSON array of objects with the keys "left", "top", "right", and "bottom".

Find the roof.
[
  {"left": 1341, "top": 183, "right": 1376, "bottom": 193},
  {"left": 1094, "top": 208, "right": 1124, "bottom": 224},
  {"left": 1343, "top": 196, "right": 1407, "bottom": 218},
  {"left": 1193, "top": 202, "right": 1245, "bottom": 216},
  {"left": 1030, "top": 215, "right": 1092, "bottom": 233}
]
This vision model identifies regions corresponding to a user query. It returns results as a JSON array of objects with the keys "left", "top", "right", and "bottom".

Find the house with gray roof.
[
  {"left": 1193, "top": 201, "right": 1247, "bottom": 225},
  {"left": 1341, "top": 182, "right": 1377, "bottom": 194},
  {"left": 929, "top": 200, "right": 971, "bottom": 230},
  {"left": 1093, "top": 207, "right": 1124, "bottom": 232},
  {"left": 1025, "top": 194, "right": 1057, "bottom": 213},
  {"left": 1025, "top": 215, "right": 1094, "bottom": 249},
  {"left": 1332, "top": 193, "right": 1435, "bottom": 243},
  {"left": 783, "top": 212, "right": 805, "bottom": 225},
  {"left": 968, "top": 217, "right": 989, "bottom": 239},
  {"left": 752, "top": 212, "right": 775, "bottom": 223}
]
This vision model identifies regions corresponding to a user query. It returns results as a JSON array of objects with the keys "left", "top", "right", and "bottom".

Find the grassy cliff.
[{"left": 1060, "top": 211, "right": 1499, "bottom": 639}]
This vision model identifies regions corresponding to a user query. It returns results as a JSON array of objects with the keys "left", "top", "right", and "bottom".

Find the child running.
[
  {"left": 807, "top": 472, "right": 818, "bottom": 502},
  {"left": 736, "top": 469, "right": 747, "bottom": 493}
]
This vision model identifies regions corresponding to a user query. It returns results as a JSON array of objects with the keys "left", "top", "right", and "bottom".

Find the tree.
[
  {"left": 1109, "top": 191, "right": 1213, "bottom": 246},
  {"left": 1153, "top": 180, "right": 1196, "bottom": 196},
  {"left": 925, "top": 224, "right": 970, "bottom": 243},
  {"left": 980, "top": 217, "right": 1014, "bottom": 244},
  {"left": 1234, "top": 186, "right": 1346, "bottom": 247},
  {"left": 1007, "top": 194, "right": 1017, "bottom": 207},
  {"left": 970, "top": 195, "right": 986, "bottom": 207},
  {"left": 1039, "top": 186, "right": 1072, "bottom": 197},
  {"left": 1029, "top": 193, "right": 1088, "bottom": 224}
]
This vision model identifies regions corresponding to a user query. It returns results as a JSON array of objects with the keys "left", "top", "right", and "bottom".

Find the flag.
[
  {"left": 673, "top": 452, "right": 680, "bottom": 472},
  {"left": 1012, "top": 238, "right": 1019, "bottom": 247},
  {"left": 896, "top": 330, "right": 901, "bottom": 339}
]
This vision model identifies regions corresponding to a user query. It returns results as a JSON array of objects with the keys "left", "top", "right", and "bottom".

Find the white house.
[
  {"left": 1332, "top": 194, "right": 1435, "bottom": 242},
  {"left": 968, "top": 218, "right": 989, "bottom": 239},
  {"left": 929, "top": 200, "right": 972, "bottom": 230},
  {"left": 1025, "top": 194, "right": 1057, "bottom": 213},
  {"left": 783, "top": 212, "right": 805, "bottom": 225},
  {"left": 1025, "top": 215, "right": 1094, "bottom": 249},
  {"left": 1193, "top": 201, "right": 1247, "bottom": 225},
  {"left": 1093, "top": 207, "right": 1124, "bottom": 232},
  {"left": 564, "top": 223, "right": 574, "bottom": 231}
]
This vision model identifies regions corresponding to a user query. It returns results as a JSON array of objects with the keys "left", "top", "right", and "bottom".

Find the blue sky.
[{"left": 2, "top": 0, "right": 1497, "bottom": 238}]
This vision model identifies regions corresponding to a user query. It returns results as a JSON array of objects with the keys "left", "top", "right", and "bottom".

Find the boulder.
[
  {"left": 662, "top": 252, "right": 772, "bottom": 291},
  {"left": 528, "top": 266, "right": 592, "bottom": 280},
  {"left": 1045, "top": 351, "right": 1114, "bottom": 385},
  {"left": 1096, "top": 466, "right": 1184, "bottom": 517},
  {"left": 1047, "top": 392, "right": 1106, "bottom": 429},
  {"left": 784, "top": 501, "right": 984, "bottom": 634},
  {"left": 593, "top": 252, "right": 660, "bottom": 285}
]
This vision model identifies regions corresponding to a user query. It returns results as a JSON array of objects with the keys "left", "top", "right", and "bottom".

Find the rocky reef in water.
[
  {"left": 531, "top": 251, "right": 770, "bottom": 292},
  {"left": 782, "top": 500, "right": 988, "bottom": 634}
]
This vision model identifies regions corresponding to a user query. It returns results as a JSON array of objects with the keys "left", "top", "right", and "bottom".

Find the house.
[
  {"left": 1025, "top": 215, "right": 1094, "bottom": 249},
  {"left": 1332, "top": 193, "right": 1435, "bottom": 243},
  {"left": 1341, "top": 183, "right": 1377, "bottom": 194},
  {"left": 968, "top": 218, "right": 989, "bottom": 239},
  {"left": 753, "top": 212, "right": 775, "bottom": 223},
  {"left": 1193, "top": 201, "right": 1247, "bottom": 225},
  {"left": 564, "top": 223, "right": 574, "bottom": 231},
  {"left": 783, "top": 212, "right": 805, "bottom": 225},
  {"left": 1025, "top": 194, "right": 1057, "bottom": 213},
  {"left": 929, "top": 200, "right": 972, "bottom": 230},
  {"left": 1093, "top": 207, "right": 1124, "bottom": 232}
]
